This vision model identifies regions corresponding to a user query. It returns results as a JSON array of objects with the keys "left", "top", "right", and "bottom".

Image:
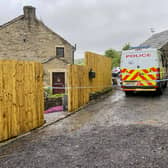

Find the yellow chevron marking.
[{"left": 121, "top": 67, "right": 157, "bottom": 86}]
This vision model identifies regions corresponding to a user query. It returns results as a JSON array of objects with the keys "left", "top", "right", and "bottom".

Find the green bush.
[
  {"left": 44, "top": 87, "right": 52, "bottom": 95},
  {"left": 48, "top": 94, "right": 64, "bottom": 98},
  {"left": 44, "top": 87, "right": 65, "bottom": 98}
]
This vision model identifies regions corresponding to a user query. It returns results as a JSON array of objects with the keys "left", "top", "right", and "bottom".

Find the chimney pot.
[{"left": 23, "top": 6, "right": 36, "bottom": 20}]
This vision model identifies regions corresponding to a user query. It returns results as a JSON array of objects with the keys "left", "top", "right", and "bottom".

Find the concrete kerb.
[{"left": 0, "top": 90, "right": 113, "bottom": 148}]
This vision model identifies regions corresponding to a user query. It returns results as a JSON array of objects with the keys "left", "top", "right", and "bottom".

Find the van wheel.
[
  {"left": 156, "top": 87, "right": 163, "bottom": 96},
  {"left": 125, "top": 91, "right": 133, "bottom": 96},
  {"left": 163, "top": 81, "right": 167, "bottom": 88}
]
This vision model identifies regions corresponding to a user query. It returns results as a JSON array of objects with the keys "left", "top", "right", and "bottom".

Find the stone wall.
[{"left": 43, "top": 58, "right": 68, "bottom": 85}]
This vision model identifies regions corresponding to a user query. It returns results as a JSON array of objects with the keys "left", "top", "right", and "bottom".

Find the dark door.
[{"left": 52, "top": 72, "right": 65, "bottom": 94}]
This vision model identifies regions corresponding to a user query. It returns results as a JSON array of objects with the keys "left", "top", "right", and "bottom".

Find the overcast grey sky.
[{"left": 1, "top": 0, "right": 168, "bottom": 58}]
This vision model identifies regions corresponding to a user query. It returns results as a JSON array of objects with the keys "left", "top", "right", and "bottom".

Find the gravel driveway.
[{"left": 0, "top": 88, "right": 168, "bottom": 168}]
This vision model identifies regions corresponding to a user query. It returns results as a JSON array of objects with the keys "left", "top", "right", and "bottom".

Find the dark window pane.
[{"left": 56, "top": 47, "right": 64, "bottom": 57}]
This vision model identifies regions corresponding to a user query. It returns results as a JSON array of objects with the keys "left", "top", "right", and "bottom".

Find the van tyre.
[
  {"left": 125, "top": 91, "right": 133, "bottom": 96},
  {"left": 163, "top": 81, "right": 167, "bottom": 88},
  {"left": 156, "top": 87, "right": 163, "bottom": 96}
]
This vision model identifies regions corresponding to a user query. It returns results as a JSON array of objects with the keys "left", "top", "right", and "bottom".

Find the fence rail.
[{"left": 0, "top": 60, "right": 44, "bottom": 142}]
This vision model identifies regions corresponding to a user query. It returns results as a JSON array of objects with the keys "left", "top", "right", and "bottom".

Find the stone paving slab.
[{"left": 44, "top": 111, "right": 69, "bottom": 125}]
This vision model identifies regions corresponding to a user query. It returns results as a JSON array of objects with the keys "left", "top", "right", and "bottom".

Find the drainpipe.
[{"left": 73, "top": 44, "right": 76, "bottom": 64}]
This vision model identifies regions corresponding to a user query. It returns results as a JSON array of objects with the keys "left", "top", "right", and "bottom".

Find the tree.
[
  {"left": 122, "top": 43, "right": 131, "bottom": 50},
  {"left": 104, "top": 49, "right": 121, "bottom": 68}
]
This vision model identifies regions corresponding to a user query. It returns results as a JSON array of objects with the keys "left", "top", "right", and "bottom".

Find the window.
[{"left": 56, "top": 47, "right": 64, "bottom": 57}]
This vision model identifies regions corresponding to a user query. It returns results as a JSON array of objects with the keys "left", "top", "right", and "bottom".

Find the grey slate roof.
[{"left": 140, "top": 30, "right": 168, "bottom": 49}]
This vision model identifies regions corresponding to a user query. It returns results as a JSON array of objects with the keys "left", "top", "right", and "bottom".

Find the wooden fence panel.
[
  {"left": 68, "top": 65, "right": 90, "bottom": 112},
  {"left": 0, "top": 60, "right": 44, "bottom": 142},
  {"left": 85, "top": 52, "right": 112, "bottom": 93},
  {"left": 68, "top": 52, "right": 112, "bottom": 112}
]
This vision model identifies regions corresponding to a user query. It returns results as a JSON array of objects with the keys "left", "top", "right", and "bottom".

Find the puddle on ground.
[{"left": 41, "top": 109, "right": 96, "bottom": 136}]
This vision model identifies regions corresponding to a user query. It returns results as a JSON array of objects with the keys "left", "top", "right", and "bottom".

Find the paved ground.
[
  {"left": 0, "top": 87, "right": 168, "bottom": 167},
  {"left": 44, "top": 111, "right": 69, "bottom": 125},
  {"left": 0, "top": 109, "right": 69, "bottom": 148}
]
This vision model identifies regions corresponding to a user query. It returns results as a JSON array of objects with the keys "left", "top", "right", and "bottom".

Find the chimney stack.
[{"left": 23, "top": 6, "right": 36, "bottom": 20}]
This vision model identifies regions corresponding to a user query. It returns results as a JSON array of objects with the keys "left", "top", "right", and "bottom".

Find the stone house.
[{"left": 0, "top": 6, "right": 75, "bottom": 94}]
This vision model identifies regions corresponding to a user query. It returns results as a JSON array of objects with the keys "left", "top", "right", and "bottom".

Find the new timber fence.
[
  {"left": 0, "top": 60, "right": 44, "bottom": 142},
  {"left": 68, "top": 52, "right": 112, "bottom": 112}
]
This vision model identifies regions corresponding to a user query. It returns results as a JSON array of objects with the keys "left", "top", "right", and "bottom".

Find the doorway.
[{"left": 52, "top": 72, "right": 65, "bottom": 94}]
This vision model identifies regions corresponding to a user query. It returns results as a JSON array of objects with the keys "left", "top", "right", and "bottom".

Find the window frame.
[{"left": 56, "top": 47, "right": 64, "bottom": 58}]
